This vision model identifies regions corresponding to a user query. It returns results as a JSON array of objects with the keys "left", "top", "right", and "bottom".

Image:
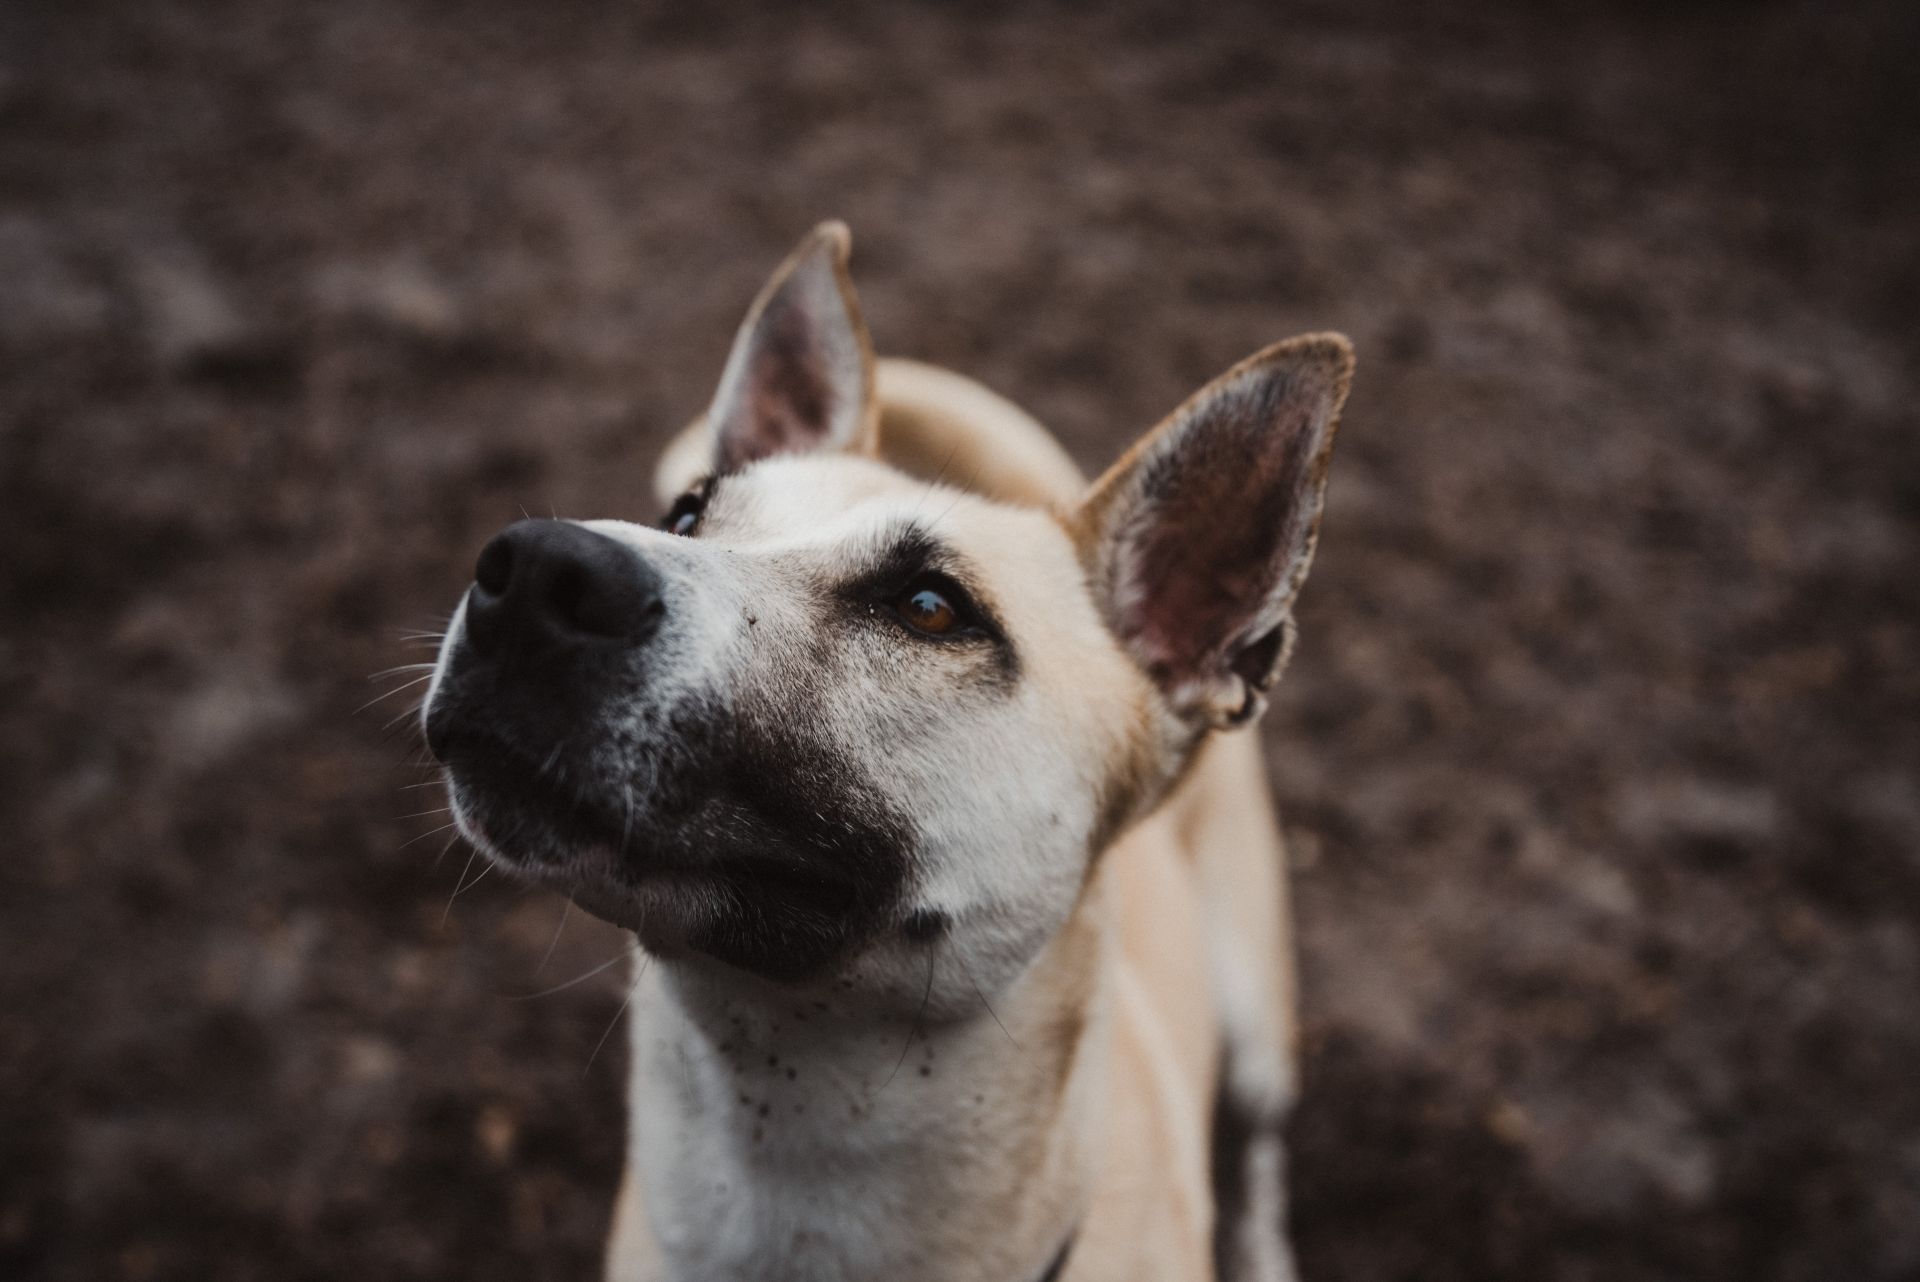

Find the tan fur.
[
  {"left": 618, "top": 357, "right": 1301, "bottom": 1282},
  {"left": 655, "top": 357, "right": 1085, "bottom": 514}
]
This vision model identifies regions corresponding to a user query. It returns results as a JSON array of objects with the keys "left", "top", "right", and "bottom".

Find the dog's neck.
[{"left": 619, "top": 885, "right": 1113, "bottom": 1282}]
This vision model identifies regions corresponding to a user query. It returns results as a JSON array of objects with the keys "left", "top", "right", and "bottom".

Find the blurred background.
[{"left": 3, "top": 1, "right": 1917, "bottom": 1279}]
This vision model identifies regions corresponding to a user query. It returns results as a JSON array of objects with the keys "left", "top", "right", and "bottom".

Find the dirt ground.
[{"left": 3, "top": 1, "right": 1917, "bottom": 1278}]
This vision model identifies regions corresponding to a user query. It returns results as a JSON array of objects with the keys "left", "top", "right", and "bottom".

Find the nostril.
[{"left": 475, "top": 535, "right": 514, "bottom": 597}]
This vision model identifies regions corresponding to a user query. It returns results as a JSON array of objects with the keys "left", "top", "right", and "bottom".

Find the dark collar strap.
[{"left": 1034, "top": 1229, "right": 1076, "bottom": 1282}]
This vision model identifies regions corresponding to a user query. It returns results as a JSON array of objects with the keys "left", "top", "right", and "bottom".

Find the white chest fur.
[{"left": 612, "top": 936, "right": 1108, "bottom": 1282}]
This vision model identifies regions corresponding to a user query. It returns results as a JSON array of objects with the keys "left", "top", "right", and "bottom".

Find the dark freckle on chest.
[{"left": 902, "top": 908, "right": 950, "bottom": 945}]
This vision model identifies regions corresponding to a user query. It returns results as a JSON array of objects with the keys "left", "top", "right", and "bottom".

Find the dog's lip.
[
  {"left": 427, "top": 715, "right": 861, "bottom": 914},
  {"left": 428, "top": 717, "right": 629, "bottom": 857}
]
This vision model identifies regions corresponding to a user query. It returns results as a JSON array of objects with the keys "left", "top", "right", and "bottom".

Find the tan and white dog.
[{"left": 422, "top": 223, "right": 1353, "bottom": 1282}]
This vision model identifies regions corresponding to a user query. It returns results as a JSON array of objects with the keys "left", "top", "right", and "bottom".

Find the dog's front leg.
[
  {"left": 1174, "top": 733, "right": 1304, "bottom": 1282},
  {"left": 1211, "top": 1105, "right": 1299, "bottom": 1282}
]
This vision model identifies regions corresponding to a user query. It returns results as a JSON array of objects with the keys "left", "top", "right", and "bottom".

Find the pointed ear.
[
  {"left": 1073, "top": 334, "right": 1353, "bottom": 729},
  {"left": 707, "top": 221, "right": 878, "bottom": 473}
]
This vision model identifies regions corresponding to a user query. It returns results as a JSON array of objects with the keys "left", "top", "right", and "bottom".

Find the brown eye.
[{"left": 897, "top": 585, "right": 960, "bottom": 635}]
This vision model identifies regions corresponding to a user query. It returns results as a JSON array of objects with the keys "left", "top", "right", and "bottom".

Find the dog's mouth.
[
  {"left": 427, "top": 717, "right": 628, "bottom": 866},
  {"left": 426, "top": 715, "right": 869, "bottom": 945}
]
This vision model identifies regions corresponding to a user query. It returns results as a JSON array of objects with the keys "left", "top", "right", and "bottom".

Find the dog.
[{"left": 421, "top": 222, "right": 1352, "bottom": 1282}]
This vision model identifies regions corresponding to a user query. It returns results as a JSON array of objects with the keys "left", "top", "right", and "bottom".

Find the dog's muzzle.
[
  {"left": 422, "top": 519, "right": 915, "bottom": 977},
  {"left": 423, "top": 519, "right": 666, "bottom": 874}
]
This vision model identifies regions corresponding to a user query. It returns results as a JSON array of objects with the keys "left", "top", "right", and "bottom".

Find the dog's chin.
[
  {"left": 444, "top": 784, "right": 653, "bottom": 929},
  {"left": 426, "top": 705, "right": 911, "bottom": 981},
  {"left": 439, "top": 768, "right": 885, "bottom": 982},
  {"left": 448, "top": 808, "right": 701, "bottom": 957},
  {"left": 444, "top": 776, "right": 716, "bottom": 917}
]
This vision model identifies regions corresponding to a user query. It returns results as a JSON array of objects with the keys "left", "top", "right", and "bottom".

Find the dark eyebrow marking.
[{"left": 850, "top": 523, "right": 948, "bottom": 593}]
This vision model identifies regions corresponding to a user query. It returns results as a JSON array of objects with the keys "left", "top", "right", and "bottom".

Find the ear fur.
[
  {"left": 1074, "top": 333, "right": 1353, "bottom": 729},
  {"left": 708, "top": 221, "right": 879, "bottom": 473}
]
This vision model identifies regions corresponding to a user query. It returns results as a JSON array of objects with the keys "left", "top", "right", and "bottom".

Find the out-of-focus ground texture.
[{"left": 4, "top": 0, "right": 1917, "bottom": 1278}]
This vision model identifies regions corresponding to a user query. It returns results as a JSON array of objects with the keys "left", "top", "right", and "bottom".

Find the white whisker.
[
  {"left": 514, "top": 948, "right": 629, "bottom": 1003},
  {"left": 369, "top": 662, "right": 437, "bottom": 681},
  {"left": 442, "top": 849, "right": 495, "bottom": 924},
  {"left": 586, "top": 957, "right": 647, "bottom": 1076},
  {"left": 402, "top": 820, "right": 460, "bottom": 850},
  {"left": 382, "top": 702, "right": 429, "bottom": 733},
  {"left": 355, "top": 674, "right": 434, "bottom": 716},
  {"left": 536, "top": 898, "right": 574, "bottom": 975}
]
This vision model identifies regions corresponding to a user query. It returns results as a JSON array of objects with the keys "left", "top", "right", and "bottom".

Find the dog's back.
[{"left": 659, "top": 357, "right": 1084, "bottom": 512}]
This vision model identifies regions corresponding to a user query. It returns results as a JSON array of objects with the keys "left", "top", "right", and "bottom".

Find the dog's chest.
[
  {"left": 620, "top": 974, "right": 1091, "bottom": 1282},
  {"left": 629, "top": 1039, "right": 988, "bottom": 1279}
]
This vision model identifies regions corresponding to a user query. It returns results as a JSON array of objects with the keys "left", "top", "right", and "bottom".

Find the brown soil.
[{"left": 4, "top": 2, "right": 1917, "bottom": 1279}]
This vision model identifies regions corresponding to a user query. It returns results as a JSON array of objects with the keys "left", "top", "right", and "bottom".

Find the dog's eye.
[
  {"left": 661, "top": 490, "right": 705, "bottom": 537},
  {"left": 894, "top": 579, "right": 963, "bottom": 636}
]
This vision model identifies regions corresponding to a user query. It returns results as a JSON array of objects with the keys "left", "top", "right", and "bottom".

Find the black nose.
[{"left": 463, "top": 519, "right": 664, "bottom": 657}]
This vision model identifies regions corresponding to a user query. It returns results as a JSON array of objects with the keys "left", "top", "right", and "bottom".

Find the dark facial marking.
[
  {"left": 429, "top": 631, "right": 916, "bottom": 983},
  {"left": 649, "top": 697, "right": 916, "bottom": 982}
]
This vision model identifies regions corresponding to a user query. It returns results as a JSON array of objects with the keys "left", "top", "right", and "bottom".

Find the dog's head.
[{"left": 423, "top": 224, "right": 1351, "bottom": 1004}]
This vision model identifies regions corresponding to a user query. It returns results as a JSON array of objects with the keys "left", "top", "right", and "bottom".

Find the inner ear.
[
  {"left": 1229, "top": 623, "right": 1286, "bottom": 692},
  {"left": 1077, "top": 333, "right": 1352, "bottom": 724},
  {"left": 708, "top": 221, "right": 878, "bottom": 474}
]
